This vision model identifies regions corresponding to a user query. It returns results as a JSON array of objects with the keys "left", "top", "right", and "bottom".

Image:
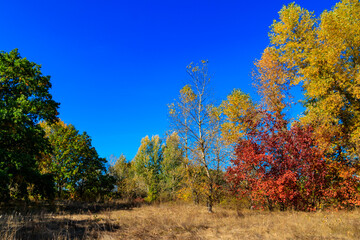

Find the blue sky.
[{"left": 0, "top": 0, "right": 338, "bottom": 161}]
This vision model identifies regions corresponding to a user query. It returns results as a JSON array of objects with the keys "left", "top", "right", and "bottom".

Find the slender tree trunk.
[
  {"left": 193, "top": 189, "right": 199, "bottom": 205},
  {"left": 207, "top": 183, "right": 213, "bottom": 213}
]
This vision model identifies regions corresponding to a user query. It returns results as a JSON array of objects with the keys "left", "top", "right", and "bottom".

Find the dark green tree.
[{"left": 0, "top": 49, "right": 59, "bottom": 201}]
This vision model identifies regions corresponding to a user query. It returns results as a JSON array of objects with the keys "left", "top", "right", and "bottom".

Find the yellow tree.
[
  {"left": 169, "top": 84, "right": 203, "bottom": 204},
  {"left": 253, "top": 48, "right": 292, "bottom": 115},
  {"left": 258, "top": 0, "right": 360, "bottom": 163},
  {"left": 169, "top": 61, "right": 225, "bottom": 212},
  {"left": 220, "top": 89, "right": 256, "bottom": 146},
  {"left": 108, "top": 154, "right": 134, "bottom": 199}
]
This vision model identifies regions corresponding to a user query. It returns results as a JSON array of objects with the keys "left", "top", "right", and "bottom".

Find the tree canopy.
[
  {"left": 0, "top": 49, "right": 59, "bottom": 201},
  {"left": 40, "top": 120, "right": 114, "bottom": 201},
  {"left": 256, "top": 0, "right": 360, "bottom": 162}
]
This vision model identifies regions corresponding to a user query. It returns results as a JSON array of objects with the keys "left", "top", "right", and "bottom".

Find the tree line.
[
  {"left": 0, "top": 0, "right": 359, "bottom": 211},
  {"left": 0, "top": 48, "right": 115, "bottom": 202}
]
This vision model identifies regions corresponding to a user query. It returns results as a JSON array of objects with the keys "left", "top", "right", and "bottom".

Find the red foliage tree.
[{"left": 227, "top": 111, "right": 360, "bottom": 211}]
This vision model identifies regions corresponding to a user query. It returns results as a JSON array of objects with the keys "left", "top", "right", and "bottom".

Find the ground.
[{"left": 1, "top": 202, "right": 359, "bottom": 239}]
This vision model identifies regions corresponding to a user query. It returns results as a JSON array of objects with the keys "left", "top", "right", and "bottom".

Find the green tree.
[
  {"left": 40, "top": 120, "right": 114, "bottom": 200},
  {"left": 109, "top": 154, "right": 128, "bottom": 197},
  {"left": 109, "top": 154, "right": 138, "bottom": 199},
  {"left": 0, "top": 49, "right": 59, "bottom": 201},
  {"left": 133, "top": 135, "right": 163, "bottom": 202},
  {"left": 161, "top": 132, "right": 185, "bottom": 200}
]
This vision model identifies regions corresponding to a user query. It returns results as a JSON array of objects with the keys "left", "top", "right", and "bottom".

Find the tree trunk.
[
  {"left": 207, "top": 183, "right": 213, "bottom": 213},
  {"left": 193, "top": 189, "right": 199, "bottom": 205},
  {"left": 207, "top": 198, "right": 213, "bottom": 213}
]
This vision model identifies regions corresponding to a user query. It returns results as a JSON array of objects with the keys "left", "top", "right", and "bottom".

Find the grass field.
[{"left": 1, "top": 202, "right": 359, "bottom": 239}]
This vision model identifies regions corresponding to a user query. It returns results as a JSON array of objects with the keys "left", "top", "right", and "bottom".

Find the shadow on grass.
[
  {"left": 2, "top": 216, "right": 121, "bottom": 240},
  {"left": 0, "top": 200, "right": 138, "bottom": 239},
  {"left": 56, "top": 201, "right": 138, "bottom": 214},
  {"left": 0, "top": 200, "right": 139, "bottom": 215}
]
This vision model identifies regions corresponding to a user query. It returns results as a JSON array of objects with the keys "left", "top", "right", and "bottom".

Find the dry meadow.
[{"left": 1, "top": 203, "right": 359, "bottom": 239}]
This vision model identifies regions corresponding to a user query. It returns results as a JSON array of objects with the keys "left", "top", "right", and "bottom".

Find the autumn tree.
[
  {"left": 227, "top": 111, "right": 360, "bottom": 211},
  {"left": 220, "top": 89, "right": 257, "bottom": 146},
  {"left": 259, "top": 0, "right": 360, "bottom": 163},
  {"left": 161, "top": 132, "right": 185, "bottom": 201},
  {"left": 207, "top": 105, "right": 230, "bottom": 204},
  {"left": 133, "top": 135, "right": 163, "bottom": 202},
  {"left": 231, "top": 0, "right": 360, "bottom": 210},
  {"left": 169, "top": 60, "right": 225, "bottom": 212},
  {"left": 109, "top": 154, "right": 132, "bottom": 198},
  {"left": 254, "top": 48, "right": 292, "bottom": 115},
  {"left": 0, "top": 49, "right": 59, "bottom": 201},
  {"left": 40, "top": 120, "right": 114, "bottom": 200},
  {"left": 169, "top": 84, "right": 202, "bottom": 204}
]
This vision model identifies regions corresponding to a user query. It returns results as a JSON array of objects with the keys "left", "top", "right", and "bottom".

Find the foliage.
[
  {"left": 109, "top": 154, "right": 130, "bottom": 197},
  {"left": 169, "top": 60, "right": 227, "bottom": 212},
  {"left": 220, "top": 89, "right": 256, "bottom": 146},
  {"left": 254, "top": 48, "right": 292, "bottom": 115},
  {"left": 1, "top": 0, "right": 359, "bottom": 212},
  {"left": 109, "top": 154, "right": 143, "bottom": 200},
  {"left": 227, "top": 111, "right": 360, "bottom": 211},
  {"left": 0, "top": 49, "right": 59, "bottom": 201},
  {"left": 260, "top": 0, "right": 360, "bottom": 163},
  {"left": 133, "top": 135, "right": 163, "bottom": 202},
  {"left": 176, "top": 163, "right": 208, "bottom": 204},
  {"left": 160, "top": 132, "right": 185, "bottom": 200},
  {"left": 40, "top": 120, "right": 114, "bottom": 200}
]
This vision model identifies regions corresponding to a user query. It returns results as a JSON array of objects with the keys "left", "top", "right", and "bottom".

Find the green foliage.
[
  {"left": 80, "top": 173, "right": 116, "bottom": 202},
  {"left": 160, "top": 132, "right": 185, "bottom": 200},
  {"left": 109, "top": 154, "right": 141, "bottom": 199},
  {"left": 109, "top": 155, "right": 129, "bottom": 196},
  {"left": 0, "top": 49, "right": 59, "bottom": 201},
  {"left": 40, "top": 120, "right": 114, "bottom": 200},
  {"left": 110, "top": 133, "right": 186, "bottom": 202},
  {"left": 133, "top": 135, "right": 163, "bottom": 202}
]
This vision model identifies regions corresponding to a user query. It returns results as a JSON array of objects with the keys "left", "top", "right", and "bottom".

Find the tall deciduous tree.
[
  {"left": 227, "top": 111, "right": 360, "bottom": 211},
  {"left": 161, "top": 132, "right": 185, "bottom": 200},
  {"left": 109, "top": 154, "right": 143, "bottom": 200},
  {"left": 109, "top": 154, "right": 131, "bottom": 198},
  {"left": 0, "top": 49, "right": 59, "bottom": 201},
  {"left": 254, "top": 48, "right": 292, "bottom": 115},
  {"left": 169, "top": 60, "right": 224, "bottom": 212},
  {"left": 40, "top": 120, "right": 114, "bottom": 200},
  {"left": 220, "top": 89, "right": 256, "bottom": 146},
  {"left": 133, "top": 135, "right": 163, "bottom": 202},
  {"left": 260, "top": 0, "right": 360, "bottom": 163}
]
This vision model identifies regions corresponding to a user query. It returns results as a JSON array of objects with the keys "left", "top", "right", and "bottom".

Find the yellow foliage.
[
  {"left": 254, "top": 48, "right": 292, "bottom": 114},
  {"left": 180, "top": 85, "right": 196, "bottom": 103},
  {"left": 220, "top": 89, "right": 255, "bottom": 145},
  {"left": 262, "top": 0, "right": 360, "bottom": 160}
]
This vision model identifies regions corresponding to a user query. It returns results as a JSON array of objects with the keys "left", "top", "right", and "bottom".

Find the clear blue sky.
[{"left": 0, "top": 0, "right": 338, "bottom": 161}]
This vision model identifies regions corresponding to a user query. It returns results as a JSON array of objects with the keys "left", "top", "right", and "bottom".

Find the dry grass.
[{"left": 1, "top": 203, "right": 359, "bottom": 239}]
